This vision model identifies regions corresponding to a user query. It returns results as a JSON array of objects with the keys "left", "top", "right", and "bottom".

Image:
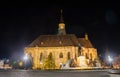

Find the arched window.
[
  {"left": 67, "top": 52, "right": 70, "bottom": 60},
  {"left": 40, "top": 53, "right": 43, "bottom": 62},
  {"left": 90, "top": 53, "right": 92, "bottom": 59},
  {"left": 48, "top": 52, "right": 52, "bottom": 60},
  {"left": 86, "top": 53, "right": 88, "bottom": 59},
  {"left": 59, "top": 52, "right": 63, "bottom": 58}
]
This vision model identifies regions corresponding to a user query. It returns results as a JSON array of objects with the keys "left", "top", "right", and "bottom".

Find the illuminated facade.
[{"left": 24, "top": 10, "right": 100, "bottom": 69}]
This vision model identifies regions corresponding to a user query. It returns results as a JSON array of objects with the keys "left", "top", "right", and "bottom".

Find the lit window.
[
  {"left": 48, "top": 52, "right": 52, "bottom": 60},
  {"left": 86, "top": 53, "right": 88, "bottom": 59},
  {"left": 59, "top": 52, "right": 63, "bottom": 58},
  {"left": 68, "top": 52, "right": 70, "bottom": 60},
  {"left": 40, "top": 53, "right": 43, "bottom": 62},
  {"left": 90, "top": 53, "right": 92, "bottom": 59}
]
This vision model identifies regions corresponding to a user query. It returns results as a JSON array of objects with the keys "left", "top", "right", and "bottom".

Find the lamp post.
[
  {"left": 108, "top": 55, "right": 113, "bottom": 68},
  {"left": 23, "top": 53, "right": 29, "bottom": 69}
]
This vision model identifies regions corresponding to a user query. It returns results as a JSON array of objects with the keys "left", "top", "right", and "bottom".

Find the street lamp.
[
  {"left": 108, "top": 55, "right": 113, "bottom": 68},
  {"left": 23, "top": 53, "right": 29, "bottom": 69}
]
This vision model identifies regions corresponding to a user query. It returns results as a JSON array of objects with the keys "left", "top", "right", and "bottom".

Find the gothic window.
[
  {"left": 90, "top": 53, "right": 92, "bottom": 59},
  {"left": 78, "top": 43, "right": 81, "bottom": 56},
  {"left": 85, "top": 53, "right": 88, "bottom": 59},
  {"left": 67, "top": 52, "right": 70, "bottom": 60},
  {"left": 59, "top": 52, "right": 63, "bottom": 58},
  {"left": 48, "top": 52, "right": 52, "bottom": 60},
  {"left": 40, "top": 53, "right": 43, "bottom": 62}
]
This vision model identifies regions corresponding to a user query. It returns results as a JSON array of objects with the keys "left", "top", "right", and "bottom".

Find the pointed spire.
[{"left": 60, "top": 9, "right": 64, "bottom": 23}]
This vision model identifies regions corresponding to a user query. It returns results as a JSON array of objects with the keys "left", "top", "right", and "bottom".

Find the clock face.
[
  {"left": 60, "top": 25, "right": 64, "bottom": 29},
  {"left": 59, "top": 23, "right": 65, "bottom": 29}
]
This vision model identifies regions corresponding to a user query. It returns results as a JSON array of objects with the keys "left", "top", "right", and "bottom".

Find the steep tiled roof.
[
  {"left": 28, "top": 34, "right": 79, "bottom": 47},
  {"left": 78, "top": 38, "right": 93, "bottom": 48}
]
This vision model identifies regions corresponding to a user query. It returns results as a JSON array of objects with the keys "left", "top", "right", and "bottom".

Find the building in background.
[{"left": 0, "top": 59, "right": 12, "bottom": 69}]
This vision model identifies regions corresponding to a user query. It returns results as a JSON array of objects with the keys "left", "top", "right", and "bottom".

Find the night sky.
[{"left": 0, "top": 3, "right": 120, "bottom": 59}]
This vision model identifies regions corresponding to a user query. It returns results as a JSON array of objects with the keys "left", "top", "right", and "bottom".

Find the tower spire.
[
  {"left": 60, "top": 9, "right": 64, "bottom": 23},
  {"left": 58, "top": 9, "right": 66, "bottom": 35}
]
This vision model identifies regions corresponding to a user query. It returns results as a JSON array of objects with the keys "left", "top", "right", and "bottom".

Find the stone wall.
[{"left": 24, "top": 46, "right": 78, "bottom": 69}]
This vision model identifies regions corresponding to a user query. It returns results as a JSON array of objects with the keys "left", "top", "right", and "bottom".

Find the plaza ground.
[{"left": 0, "top": 69, "right": 115, "bottom": 77}]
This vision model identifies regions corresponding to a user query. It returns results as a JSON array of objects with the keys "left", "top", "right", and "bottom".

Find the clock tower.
[{"left": 58, "top": 10, "right": 66, "bottom": 35}]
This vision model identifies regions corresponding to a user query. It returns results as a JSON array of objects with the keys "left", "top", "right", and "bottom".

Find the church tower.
[{"left": 58, "top": 9, "right": 66, "bottom": 35}]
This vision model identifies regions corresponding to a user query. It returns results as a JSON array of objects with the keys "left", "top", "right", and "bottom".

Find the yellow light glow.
[{"left": 19, "top": 61, "right": 23, "bottom": 66}]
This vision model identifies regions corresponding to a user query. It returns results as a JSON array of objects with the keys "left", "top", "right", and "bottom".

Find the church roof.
[
  {"left": 78, "top": 38, "right": 93, "bottom": 48},
  {"left": 28, "top": 34, "right": 79, "bottom": 47}
]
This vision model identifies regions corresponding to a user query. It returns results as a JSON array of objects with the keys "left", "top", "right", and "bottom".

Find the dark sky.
[{"left": 0, "top": 3, "right": 120, "bottom": 59}]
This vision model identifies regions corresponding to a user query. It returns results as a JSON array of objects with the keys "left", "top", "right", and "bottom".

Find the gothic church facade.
[{"left": 24, "top": 10, "right": 100, "bottom": 69}]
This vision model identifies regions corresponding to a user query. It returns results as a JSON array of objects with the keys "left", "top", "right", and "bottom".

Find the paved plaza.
[{"left": 0, "top": 69, "right": 112, "bottom": 77}]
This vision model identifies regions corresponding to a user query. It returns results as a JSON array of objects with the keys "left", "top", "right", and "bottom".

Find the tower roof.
[{"left": 59, "top": 9, "right": 64, "bottom": 23}]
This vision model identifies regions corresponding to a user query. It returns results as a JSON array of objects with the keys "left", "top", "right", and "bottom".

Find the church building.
[{"left": 24, "top": 10, "right": 100, "bottom": 69}]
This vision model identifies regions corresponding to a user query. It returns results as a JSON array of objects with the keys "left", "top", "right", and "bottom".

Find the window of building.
[
  {"left": 48, "top": 52, "right": 52, "bottom": 60},
  {"left": 40, "top": 53, "right": 43, "bottom": 62},
  {"left": 86, "top": 53, "right": 88, "bottom": 59},
  {"left": 90, "top": 53, "right": 92, "bottom": 59},
  {"left": 59, "top": 52, "right": 63, "bottom": 58},
  {"left": 67, "top": 52, "right": 70, "bottom": 60}
]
